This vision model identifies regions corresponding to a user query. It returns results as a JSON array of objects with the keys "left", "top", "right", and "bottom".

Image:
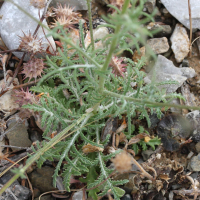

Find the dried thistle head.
[
  {"left": 30, "top": 0, "right": 46, "bottom": 9},
  {"left": 50, "top": 16, "right": 75, "bottom": 30},
  {"left": 51, "top": 4, "right": 82, "bottom": 29},
  {"left": 14, "top": 88, "right": 38, "bottom": 107},
  {"left": 111, "top": 151, "right": 133, "bottom": 173},
  {"left": 18, "top": 32, "right": 44, "bottom": 54},
  {"left": 13, "top": 88, "right": 39, "bottom": 119},
  {"left": 109, "top": 56, "right": 127, "bottom": 77},
  {"left": 53, "top": 4, "right": 81, "bottom": 22},
  {"left": 45, "top": 7, "right": 55, "bottom": 18},
  {"left": 22, "top": 58, "right": 45, "bottom": 81}
]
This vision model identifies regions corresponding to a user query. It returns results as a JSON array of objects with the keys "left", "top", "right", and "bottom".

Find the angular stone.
[
  {"left": 29, "top": 166, "right": 56, "bottom": 193},
  {"left": 186, "top": 111, "right": 200, "bottom": 143},
  {"left": 144, "top": 55, "right": 196, "bottom": 93},
  {"left": 0, "top": 0, "right": 56, "bottom": 60},
  {"left": 51, "top": 0, "right": 88, "bottom": 10},
  {"left": 72, "top": 191, "right": 87, "bottom": 200},
  {"left": 147, "top": 37, "right": 169, "bottom": 54},
  {"left": 170, "top": 24, "right": 190, "bottom": 63},
  {"left": 6, "top": 117, "right": 32, "bottom": 151},
  {"left": 160, "top": 0, "right": 200, "bottom": 30},
  {"left": 147, "top": 22, "right": 172, "bottom": 37},
  {"left": 141, "top": 150, "right": 154, "bottom": 161},
  {"left": 144, "top": 0, "right": 156, "bottom": 13},
  {"left": 85, "top": 26, "right": 109, "bottom": 49},
  {"left": 188, "top": 153, "right": 200, "bottom": 171},
  {"left": 195, "top": 142, "right": 200, "bottom": 153}
]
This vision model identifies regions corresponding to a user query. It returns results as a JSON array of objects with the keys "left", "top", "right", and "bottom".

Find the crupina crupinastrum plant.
[{"left": 1, "top": 0, "right": 197, "bottom": 199}]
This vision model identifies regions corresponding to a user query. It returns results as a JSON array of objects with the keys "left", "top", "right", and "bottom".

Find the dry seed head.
[
  {"left": 14, "top": 88, "right": 38, "bottom": 107},
  {"left": 45, "top": 7, "right": 56, "bottom": 18},
  {"left": 111, "top": 151, "right": 133, "bottom": 173},
  {"left": 51, "top": 16, "right": 75, "bottom": 29},
  {"left": 22, "top": 58, "right": 45, "bottom": 81},
  {"left": 53, "top": 4, "right": 81, "bottom": 22},
  {"left": 109, "top": 56, "right": 127, "bottom": 77},
  {"left": 30, "top": 0, "right": 46, "bottom": 9},
  {"left": 18, "top": 32, "right": 44, "bottom": 54}
]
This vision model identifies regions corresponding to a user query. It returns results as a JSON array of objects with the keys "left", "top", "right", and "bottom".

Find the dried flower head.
[
  {"left": 111, "top": 151, "right": 133, "bottom": 173},
  {"left": 53, "top": 4, "right": 81, "bottom": 22},
  {"left": 22, "top": 58, "right": 45, "bottom": 81},
  {"left": 45, "top": 7, "right": 55, "bottom": 18},
  {"left": 14, "top": 88, "right": 38, "bottom": 107},
  {"left": 30, "top": 0, "right": 46, "bottom": 9},
  {"left": 50, "top": 16, "right": 74, "bottom": 29},
  {"left": 109, "top": 56, "right": 127, "bottom": 77},
  {"left": 18, "top": 32, "right": 44, "bottom": 54},
  {"left": 13, "top": 88, "right": 39, "bottom": 119}
]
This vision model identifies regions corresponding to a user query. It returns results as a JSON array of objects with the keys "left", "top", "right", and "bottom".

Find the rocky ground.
[{"left": 1, "top": 0, "right": 200, "bottom": 200}]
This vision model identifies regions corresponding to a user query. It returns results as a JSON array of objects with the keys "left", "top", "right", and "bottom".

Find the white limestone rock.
[
  {"left": 0, "top": 0, "right": 56, "bottom": 60},
  {"left": 51, "top": 0, "right": 88, "bottom": 10},
  {"left": 144, "top": 55, "right": 196, "bottom": 93},
  {"left": 160, "top": 0, "right": 200, "bottom": 30},
  {"left": 170, "top": 24, "right": 190, "bottom": 63},
  {"left": 147, "top": 37, "right": 169, "bottom": 54},
  {"left": 85, "top": 26, "right": 109, "bottom": 49}
]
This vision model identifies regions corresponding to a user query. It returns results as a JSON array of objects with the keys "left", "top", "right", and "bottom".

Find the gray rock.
[
  {"left": 144, "top": 0, "right": 156, "bottom": 13},
  {"left": 160, "top": 0, "right": 200, "bottom": 30},
  {"left": 85, "top": 26, "right": 109, "bottom": 49},
  {"left": 147, "top": 22, "right": 172, "bottom": 37},
  {"left": 182, "top": 59, "right": 189, "bottom": 68},
  {"left": 144, "top": 55, "right": 196, "bottom": 93},
  {"left": 147, "top": 37, "right": 169, "bottom": 54},
  {"left": 51, "top": 0, "right": 88, "bottom": 10},
  {"left": 0, "top": 0, "right": 56, "bottom": 60},
  {"left": 141, "top": 150, "right": 154, "bottom": 161},
  {"left": 171, "top": 184, "right": 182, "bottom": 190},
  {"left": 121, "top": 194, "right": 133, "bottom": 200},
  {"left": 150, "top": 112, "right": 164, "bottom": 128},
  {"left": 190, "top": 172, "right": 199, "bottom": 180},
  {"left": 196, "top": 142, "right": 200, "bottom": 153},
  {"left": 72, "top": 191, "right": 87, "bottom": 200},
  {"left": 170, "top": 24, "right": 190, "bottom": 63},
  {"left": 188, "top": 153, "right": 200, "bottom": 171},
  {"left": 186, "top": 111, "right": 200, "bottom": 142},
  {"left": 180, "top": 67, "right": 196, "bottom": 78},
  {"left": 181, "top": 83, "right": 196, "bottom": 108},
  {"left": 29, "top": 166, "right": 56, "bottom": 193},
  {"left": 6, "top": 117, "right": 32, "bottom": 151}
]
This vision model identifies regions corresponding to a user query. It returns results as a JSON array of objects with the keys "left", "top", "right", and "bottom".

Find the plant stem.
[
  {"left": 103, "top": 89, "right": 200, "bottom": 110},
  {"left": 86, "top": 0, "right": 95, "bottom": 51},
  {"left": 98, "top": 0, "right": 130, "bottom": 93},
  {"left": 131, "top": 157, "right": 154, "bottom": 181},
  {"left": 188, "top": 0, "right": 192, "bottom": 57}
]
